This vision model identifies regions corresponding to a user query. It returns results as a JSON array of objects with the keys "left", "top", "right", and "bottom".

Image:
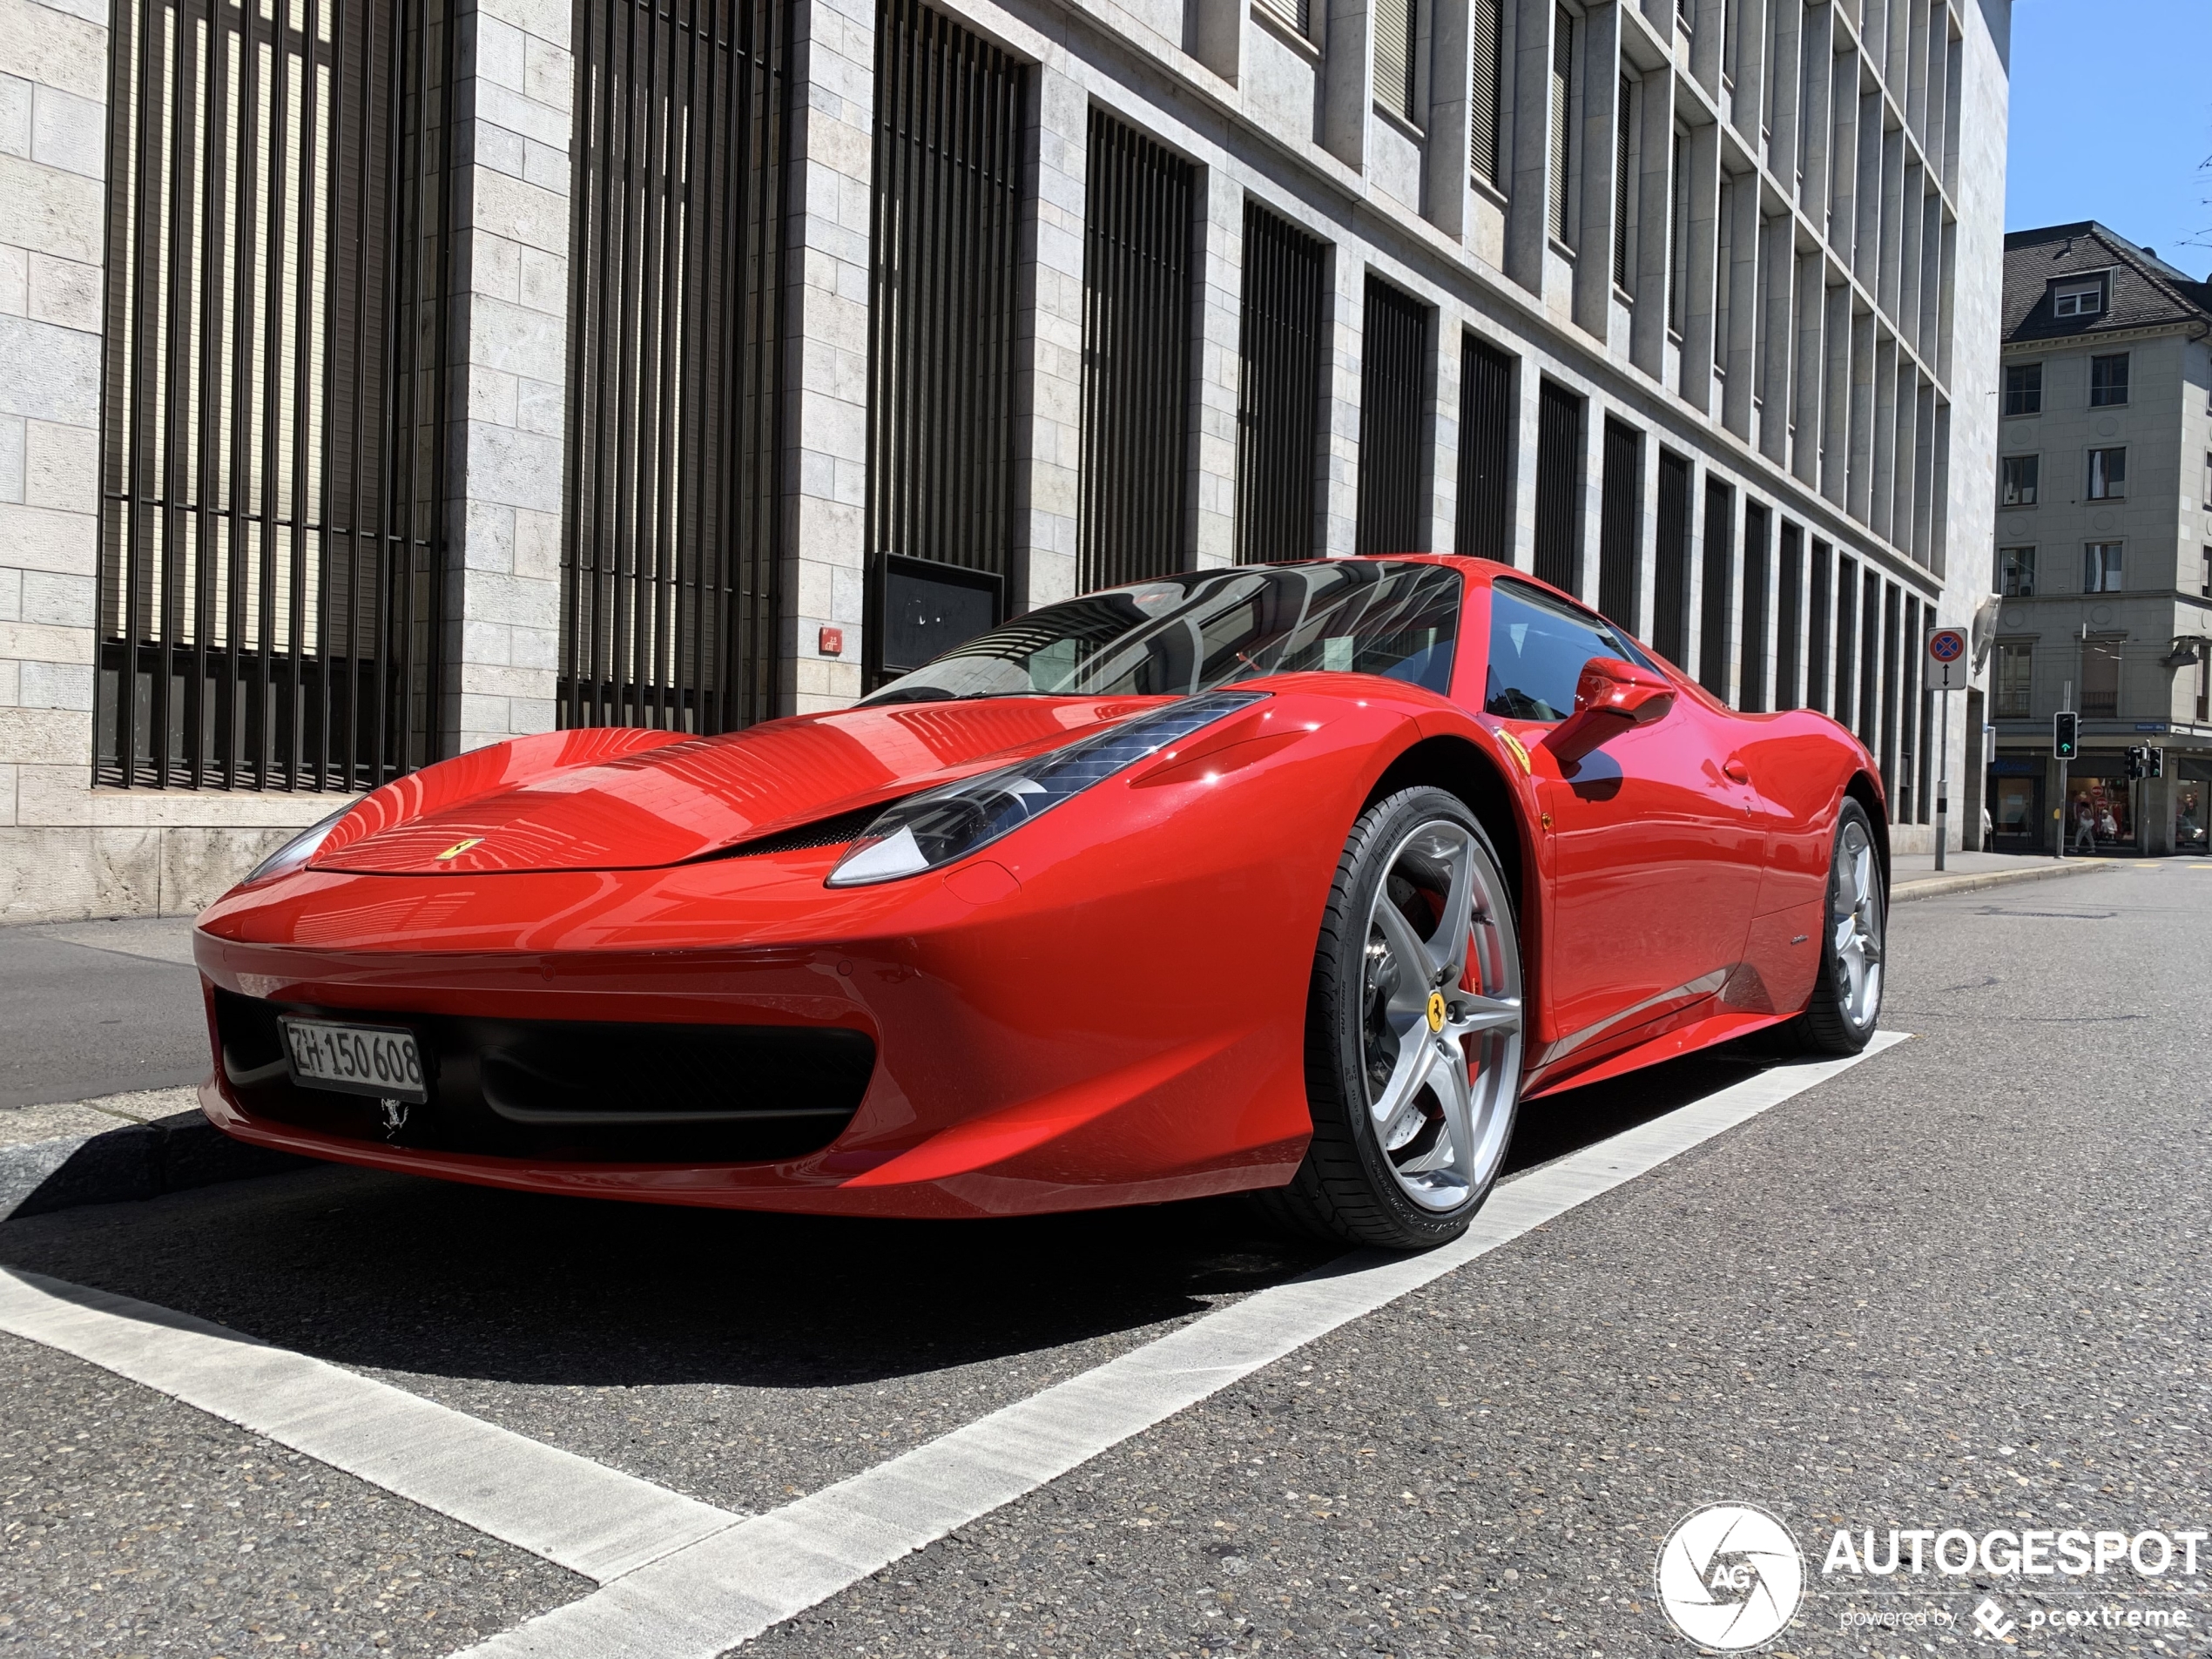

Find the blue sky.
[{"left": 2005, "top": 0, "right": 2212, "bottom": 272}]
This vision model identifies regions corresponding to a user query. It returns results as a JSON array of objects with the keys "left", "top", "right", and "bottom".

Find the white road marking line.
[
  {"left": 455, "top": 1033, "right": 1908, "bottom": 1658},
  {"left": 0, "top": 1268, "right": 743, "bottom": 1582}
]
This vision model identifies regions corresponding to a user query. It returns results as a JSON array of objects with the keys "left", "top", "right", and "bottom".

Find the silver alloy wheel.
[
  {"left": 1831, "top": 814, "right": 1885, "bottom": 1028},
  {"left": 1359, "top": 819, "right": 1523, "bottom": 1211}
]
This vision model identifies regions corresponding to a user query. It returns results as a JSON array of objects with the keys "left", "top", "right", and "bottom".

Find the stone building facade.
[
  {"left": 0, "top": 0, "right": 2011, "bottom": 923},
  {"left": 1985, "top": 223, "right": 2212, "bottom": 858}
]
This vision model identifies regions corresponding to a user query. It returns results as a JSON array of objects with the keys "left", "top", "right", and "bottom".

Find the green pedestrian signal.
[{"left": 2053, "top": 711, "right": 2079, "bottom": 759}]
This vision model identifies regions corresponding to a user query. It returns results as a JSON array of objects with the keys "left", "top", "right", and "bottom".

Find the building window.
[
  {"left": 2089, "top": 354, "right": 2130, "bottom": 407},
  {"left": 2202, "top": 546, "right": 2212, "bottom": 599},
  {"left": 1534, "top": 381, "right": 1585, "bottom": 591},
  {"left": 1612, "top": 76, "right": 1635, "bottom": 290},
  {"left": 1252, "top": 0, "right": 1307, "bottom": 37},
  {"left": 2051, "top": 277, "right": 2106, "bottom": 319},
  {"left": 1668, "top": 130, "right": 1689, "bottom": 335},
  {"left": 2003, "top": 363, "right": 2042, "bottom": 416},
  {"left": 1078, "top": 112, "right": 1196, "bottom": 591},
  {"left": 1456, "top": 336, "right": 1514, "bottom": 559},
  {"left": 1373, "top": 0, "right": 1418, "bottom": 122},
  {"left": 2087, "top": 448, "right": 2127, "bottom": 500},
  {"left": 1701, "top": 480, "right": 1735, "bottom": 698},
  {"left": 2080, "top": 636, "right": 2121, "bottom": 718},
  {"left": 1994, "top": 641, "right": 2033, "bottom": 718},
  {"left": 2000, "top": 547, "right": 2036, "bottom": 597},
  {"left": 2000, "top": 455, "right": 2039, "bottom": 507},
  {"left": 867, "top": 0, "right": 1024, "bottom": 683},
  {"left": 2083, "top": 543, "right": 2124, "bottom": 594},
  {"left": 1235, "top": 204, "right": 1329, "bottom": 563},
  {"left": 98, "top": 0, "right": 452, "bottom": 790},
  {"left": 1598, "top": 419, "right": 1643, "bottom": 631},
  {"left": 1548, "top": 7, "right": 1575, "bottom": 245},
  {"left": 1469, "top": 0, "right": 1502, "bottom": 185},
  {"left": 1655, "top": 450, "right": 1693, "bottom": 663},
  {"left": 1355, "top": 280, "right": 1429, "bottom": 555}
]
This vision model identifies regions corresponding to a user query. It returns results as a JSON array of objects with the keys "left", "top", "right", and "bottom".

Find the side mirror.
[{"left": 1541, "top": 658, "right": 1676, "bottom": 765}]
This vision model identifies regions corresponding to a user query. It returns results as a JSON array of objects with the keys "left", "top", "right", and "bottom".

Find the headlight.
[
  {"left": 242, "top": 803, "right": 358, "bottom": 887},
  {"left": 826, "top": 691, "right": 1267, "bottom": 887}
]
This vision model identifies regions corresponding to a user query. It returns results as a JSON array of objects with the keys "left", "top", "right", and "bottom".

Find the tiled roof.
[{"left": 2001, "top": 221, "right": 2212, "bottom": 345}]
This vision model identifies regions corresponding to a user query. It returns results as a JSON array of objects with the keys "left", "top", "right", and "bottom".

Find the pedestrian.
[{"left": 2074, "top": 793, "right": 2096, "bottom": 855}]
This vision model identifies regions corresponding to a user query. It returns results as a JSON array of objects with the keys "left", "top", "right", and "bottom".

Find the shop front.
[
  {"left": 2177, "top": 759, "right": 2212, "bottom": 854},
  {"left": 1987, "top": 755, "right": 2045, "bottom": 853},
  {"left": 2058, "top": 755, "right": 2139, "bottom": 854}
]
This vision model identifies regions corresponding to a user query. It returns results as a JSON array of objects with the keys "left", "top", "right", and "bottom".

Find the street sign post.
[{"left": 1925, "top": 628, "right": 1969, "bottom": 871}]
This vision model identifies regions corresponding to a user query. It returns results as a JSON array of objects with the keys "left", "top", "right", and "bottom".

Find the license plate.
[{"left": 280, "top": 1017, "right": 428, "bottom": 1104}]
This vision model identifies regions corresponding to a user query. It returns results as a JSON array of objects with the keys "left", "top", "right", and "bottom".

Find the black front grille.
[{"left": 214, "top": 989, "right": 873, "bottom": 1163}]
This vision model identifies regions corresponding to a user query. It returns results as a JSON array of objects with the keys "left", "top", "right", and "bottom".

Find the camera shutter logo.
[{"left": 1656, "top": 1503, "right": 1805, "bottom": 1649}]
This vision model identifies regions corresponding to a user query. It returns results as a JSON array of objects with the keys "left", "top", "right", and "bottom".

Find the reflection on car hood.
[{"left": 312, "top": 698, "right": 1163, "bottom": 875}]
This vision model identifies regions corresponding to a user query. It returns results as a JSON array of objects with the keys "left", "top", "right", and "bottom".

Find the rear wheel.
[
  {"left": 1796, "top": 798, "right": 1885, "bottom": 1054},
  {"left": 1264, "top": 788, "right": 1526, "bottom": 1250}
]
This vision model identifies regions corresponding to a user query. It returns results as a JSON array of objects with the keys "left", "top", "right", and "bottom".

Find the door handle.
[{"left": 1723, "top": 758, "right": 1751, "bottom": 785}]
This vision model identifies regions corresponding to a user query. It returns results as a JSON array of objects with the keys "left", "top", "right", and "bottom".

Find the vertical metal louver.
[
  {"left": 563, "top": 0, "right": 789, "bottom": 733},
  {"left": 1236, "top": 204, "right": 1327, "bottom": 564},
  {"left": 867, "top": 0, "right": 1022, "bottom": 678},
  {"left": 1079, "top": 111, "right": 1194, "bottom": 592},
  {"left": 1356, "top": 279, "right": 1427, "bottom": 555},
  {"left": 1454, "top": 335, "right": 1512, "bottom": 559},
  {"left": 1597, "top": 419, "right": 1640, "bottom": 632},
  {"left": 1857, "top": 568, "right": 1880, "bottom": 745},
  {"left": 1612, "top": 76, "right": 1633, "bottom": 290},
  {"left": 1668, "top": 131, "right": 1687, "bottom": 334},
  {"left": 1468, "top": 0, "right": 1501, "bottom": 185},
  {"left": 97, "top": 0, "right": 453, "bottom": 790},
  {"left": 1373, "top": 0, "right": 1416, "bottom": 122},
  {"left": 1807, "top": 536, "right": 1831, "bottom": 715},
  {"left": 1532, "top": 381, "right": 1582, "bottom": 594},
  {"left": 1252, "top": 0, "right": 1306, "bottom": 37},
  {"left": 1548, "top": 6, "right": 1574, "bottom": 245},
  {"left": 1776, "top": 522, "right": 1802, "bottom": 710},
  {"left": 1831, "top": 556, "right": 1857, "bottom": 730},
  {"left": 1654, "top": 450, "right": 1691, "bottom": 663},
  {"left": 1878, "top": 580, "right": 1900, "bottom": 790},
  {"left": 1737, "top": 501, "right": 1768, "bottom": 711},
  {"left": 1699, "top": 479, "right": 1733, "bottom": 698}
]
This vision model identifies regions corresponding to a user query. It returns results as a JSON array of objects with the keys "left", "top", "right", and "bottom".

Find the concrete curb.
[
  {"left": 0, "top": 1109, "right": 311, "bottom": 1223},
  {"left": 1890, "top": 858, "right": 2118, "bottom": 905}
]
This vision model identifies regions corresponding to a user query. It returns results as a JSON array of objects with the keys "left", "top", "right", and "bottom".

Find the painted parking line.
[
  {"left": 455, "top": 1032, "right": 1908, "bottom": 1659},
  {"left": 0, "top": 1267, "right": 743, "bottom": 1582}
]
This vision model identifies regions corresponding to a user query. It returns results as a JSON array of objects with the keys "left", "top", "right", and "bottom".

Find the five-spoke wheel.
[{"left": 1797, "top": 798, "right": 1885, "bottom": 1053}]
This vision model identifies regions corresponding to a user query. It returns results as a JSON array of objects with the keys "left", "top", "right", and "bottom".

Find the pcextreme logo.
[{"left": 1655, "top": 1503, "right": 1806, "bottom": 1650}]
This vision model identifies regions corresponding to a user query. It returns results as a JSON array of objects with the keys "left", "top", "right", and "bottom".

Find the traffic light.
[
  {"left": 2054, "top": 711, "right": 2079, "bottom": 759},
  {"left": 2150, "top": 746, "right": 2166, "bottom": 779},
  {"left": 2127, "top": 745, "right": 2148, "bottom": 781}
]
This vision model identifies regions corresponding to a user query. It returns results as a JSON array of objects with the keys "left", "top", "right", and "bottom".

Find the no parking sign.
[{"left": 1926, "top": 625, "right": 1968, "bottom": 691}]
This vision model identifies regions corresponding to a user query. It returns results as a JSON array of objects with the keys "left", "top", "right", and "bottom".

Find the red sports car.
[{"left": 194, "top": 556, "right": 1887, "bottom": 1248}]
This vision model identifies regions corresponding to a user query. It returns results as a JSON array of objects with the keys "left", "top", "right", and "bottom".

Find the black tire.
[
  {"left": 1795, "top": 797, "right": 1886, "bottom": 1054},
  {"left": 1260, "top": 787, "right": 1526, "bottom": 1251}
]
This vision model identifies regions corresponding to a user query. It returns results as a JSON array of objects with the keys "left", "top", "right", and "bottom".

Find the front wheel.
[
  {"left": 1264, "top": 787, "right": 1526, "bottom": 1251},
  {"left": 1795, "top": 798, "right": 1886, "bottom": 1054}
]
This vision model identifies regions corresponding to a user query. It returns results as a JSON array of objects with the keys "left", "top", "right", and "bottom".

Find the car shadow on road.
[{"left": 0, "top": 1035, "right": 1792, "bottom": 1393}]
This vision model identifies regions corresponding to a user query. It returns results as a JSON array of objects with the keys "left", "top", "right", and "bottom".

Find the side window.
[{"left": 1485, "top": 579, "right": 1649, "bottom": 721}]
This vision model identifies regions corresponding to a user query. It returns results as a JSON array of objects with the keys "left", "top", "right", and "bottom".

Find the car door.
[{"left": 1475, "top": 579, "right": 1765, "bottom": 1051}]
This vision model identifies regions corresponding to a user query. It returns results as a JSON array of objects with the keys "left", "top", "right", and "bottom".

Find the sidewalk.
[{"left": 1888, "top": 847, "right": 2121, "bottom": 902}]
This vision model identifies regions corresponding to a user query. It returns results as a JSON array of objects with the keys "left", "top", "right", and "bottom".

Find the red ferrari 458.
[{"left": 194, "top": 556, "right": 1887, "bottom": 1248}]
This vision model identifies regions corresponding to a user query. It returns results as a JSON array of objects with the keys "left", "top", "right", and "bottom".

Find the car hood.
[{"left": 312, "top": 698, "right": 1163, "bottom": 875}]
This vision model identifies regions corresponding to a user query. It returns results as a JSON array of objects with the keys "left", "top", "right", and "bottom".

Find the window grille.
[
  {"left": 1468, "top": 0, "right": 1501, "bottom": 184},
  {"left": 1858, "top": 569, "right": 1880, "bottom": 746},
  {"left": 1079, "top": 111, "right": 1194, "bottom": 591},
  {"left": 1373, "top": 0, "right": 1416, "bottom": 121},
  {"left": 1612, "top": 76, "right": 1633, "bottom": 289},
  {"left": 1533, "top": 381, "right": 1583, "bottom": 592},
  {"left": 1236, "top": 204, "right": 1328, "bottom": 563},
  {"left": 1699, "top": 481, "right": 1733, "bottom": 698},
  {"left": 562, "top": 0, "right": 790, "bottom": 732},
  {"left": 1831, "top": 556, "right": 1857, "bottom": 732},
  {"left": 1252, "top": 0, "right": 1306, "bottom": 36},
  {"left": 1667, "top": 131, "right": 1688, "bottom": 334},
  {"left": 1738, "top": 501, "right": 1769, "bottom": 711},
  {"left": 1596, "top": 418, "right": 1641, "bottom": 631},
  {"left": 1356, "top": 280, "right": 1427, "bottom": 555},
  {"left": 97, "top": 0, "right": 454, "bottom": 789},
  {"left": 1654, "top": 449, "right": 1691, "bottom": 663},
  {"left": 1455, "top": 336, "right": 1512, "bottom": 559},
  {"left": 1776, "top": 521, "right": 1802, "bottom": 711},
  {"left": 1806, "top": 538, "right": 1831, "bottom": 714},
  {"left": 867, "top": 0, "right": 1023, "bottom": 678},
  {"left": 1548, "top": 8, "right": 1574, "bottom": 244}
]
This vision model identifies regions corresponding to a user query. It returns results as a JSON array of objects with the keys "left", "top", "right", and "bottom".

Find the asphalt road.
[
  {"left": 0, "top": 921, "right": 208, "bottom": 1109},
  {"left": 3, "top": 860, "right": 2207, "bottom": 1657}
]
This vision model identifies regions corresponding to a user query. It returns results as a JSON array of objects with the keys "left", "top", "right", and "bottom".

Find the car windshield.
[{"left": 860, "top": 561, "right": 1462, "bottom": 705}]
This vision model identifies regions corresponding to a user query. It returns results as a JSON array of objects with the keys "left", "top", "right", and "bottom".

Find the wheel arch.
[
  {"left": 1844, "top": 769, "right": 1892, "bottom": 898},
  {"left": 1361, "top": 736, "right": 1532, "bottom": 921}
]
